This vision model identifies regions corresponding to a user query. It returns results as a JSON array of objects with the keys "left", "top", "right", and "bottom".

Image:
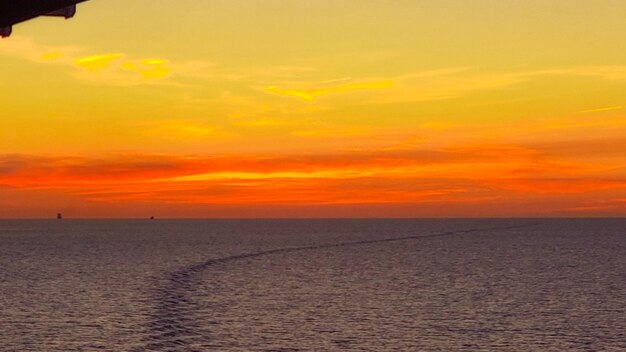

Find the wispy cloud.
[
  {"left": 0, "top": 36, "right": 78, "bottom": 61},
  {"left": 559, "top": 198, "right": 626, "bottom": 214},
  {"left": 138, "top": 119, "right": 232, "bottom": 140},
  {"left": 122, "top": 59, "right": 171, "bottom": 79},
  {"left": 571, "top": 65, "right": 626, "bottom": 81},
  {"left": 1, "top": 138, "right": 623, "bottom": 191},
  {"left": 579, "top": 106, "right": 623, "bottom": 113},
  {"left": 0, "top": 36, "right": 209, "bottom": 85},
  {"left": 0, "top": 135, "right": 625, "bottom": 216},
  {"left": 233, "top": 117, "right": 303, "bottom": 128},
  {"left": 365, "top": 66, "right": 626, "bottom": 104},
  {"left": 5, "top": 36, "right": 626, "bottom": 100},
  {"left": 265, "top": 80, "right": 393, "bottom": 101},
  {"left": 72, "top": 55, "right": 172, "bottom": 80},
  {"left": 72, "top": 53, "right": 174, "bottom": 84},
  {"left": 74, "top": 53, "right": 125, "bottom": 71}
]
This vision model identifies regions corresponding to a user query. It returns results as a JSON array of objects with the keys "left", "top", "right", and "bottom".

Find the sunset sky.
[{"left": 1, "top": 0, "right": 625, "bottom": 217}]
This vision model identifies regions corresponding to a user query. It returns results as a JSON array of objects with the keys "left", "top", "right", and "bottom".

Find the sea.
[{"left": 0, "top": 219, "right": 624, "bottom": 351}]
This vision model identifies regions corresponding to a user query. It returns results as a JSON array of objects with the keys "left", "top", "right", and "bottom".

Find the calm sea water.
[{"left": 0, "top": 219, "right": 624, "bottom": 351}]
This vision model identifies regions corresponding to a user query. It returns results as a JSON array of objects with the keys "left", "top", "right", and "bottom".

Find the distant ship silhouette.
[{"left": 57, "top": 213, "right": 63, "bottom": 220}]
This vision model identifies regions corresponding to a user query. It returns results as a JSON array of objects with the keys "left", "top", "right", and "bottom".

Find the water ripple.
[{"left": 144, "top": 224, "right": 536, "bottom": 351}]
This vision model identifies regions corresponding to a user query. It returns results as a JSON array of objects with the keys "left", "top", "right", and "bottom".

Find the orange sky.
[{"left": 1, "top": 1, "right": 625, "bottom": 217}]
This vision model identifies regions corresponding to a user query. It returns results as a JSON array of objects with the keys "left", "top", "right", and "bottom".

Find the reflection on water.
[{"left": 0, "top": 219, "right": 624, "bottom": 351}]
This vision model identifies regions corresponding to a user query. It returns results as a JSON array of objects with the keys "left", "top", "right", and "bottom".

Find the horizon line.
[{"left": 1, "top": 216, "right": 625, "bottom": 220}]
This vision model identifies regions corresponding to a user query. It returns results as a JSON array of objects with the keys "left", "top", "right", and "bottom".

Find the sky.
[{"left": 1, "top": 0, "right": 625, "bottom": 218}]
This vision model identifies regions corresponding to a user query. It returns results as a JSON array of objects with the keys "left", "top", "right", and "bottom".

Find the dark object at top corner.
[{"left": 0, "top": 0, "right": 89, "bottom": 37}]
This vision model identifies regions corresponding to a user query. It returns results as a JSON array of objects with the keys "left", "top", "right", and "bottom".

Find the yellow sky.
[{"left": 0, "top": 0, "right": 625, "bottom": 217}]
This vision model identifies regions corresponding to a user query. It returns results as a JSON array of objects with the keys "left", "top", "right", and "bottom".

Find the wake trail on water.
[{"left": 141, "top": 223, "right": 537, "bottom": 351}]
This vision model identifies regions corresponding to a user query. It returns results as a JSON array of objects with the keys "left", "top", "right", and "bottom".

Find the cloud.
[
  {"left": 0, "top": 140, "right": 621, "bottom": 186},
  {"left": 259, "top": 67, "right": 543, "bottom": 105},
  {"left": 69, "top": 55, "right": 174, "bottom": 82},
  {"left": 559, "top": 198, "right": 626, "bottom": 214},
  {"left": 163, "top": 170, "right": 373, "bottom": 182},
  {"left": 74, "top": 53, "right": 125, "bottom": 71},
  {"left": 529, "top": 137, "right": 626, "bottom": 159},
  {"left": 233, "top": 117, "right": 302, "bottom": 128},
  {"left": 265, "top": 80, "right": 393, "bottom": 101},
  {"left": 572, "top": 66, "right": 626, "bottom": 81},
  {"left": 141, "top": 119, "right": 228, "bottom": 139},
  {"left": 0, "top": 36, "right": 199, "bottom": 85},
  {"left": 579, "top": 106, "right": 623, "bottom": 113},
  {"left": 72, "top": 53, "right": 174, "bottom": 84},
  {"left": 290, "top": 126, "right": 372, "bottom": 138},
  {"left": 5, "top": 36, "right": 626, "bottom": 101},
  {"left": 365, "top": 66, "right": 626, "bottom": 105},
  {"left": 122, "top": 59, "right": 172, "bottom": 79},
  {"left": 0, "top": 36, "right": 79, "bottom": 62},
  {"left": 1, "top": 138, "right": 625, "bottom": 216}
]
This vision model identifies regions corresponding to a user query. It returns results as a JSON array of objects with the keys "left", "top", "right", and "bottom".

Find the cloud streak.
[
  {"left": 4, "top": 37, "right": 626, "bottom": 101},
  {"left": 579, "top": 106, "right": 623, "bottom": 113},
  {"left": 0, "top": 36, "right": 207, "bottom": 85},
  {"left": 266, "top": 80, "right": 393, "bottom": 101},
  {"left": 1, "top": 137, "right": 625, "bottom": 217}
]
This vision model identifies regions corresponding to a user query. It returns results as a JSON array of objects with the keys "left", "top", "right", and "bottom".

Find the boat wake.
[{"left": 140, "top": 223, "right": 536, "bottom": 351}]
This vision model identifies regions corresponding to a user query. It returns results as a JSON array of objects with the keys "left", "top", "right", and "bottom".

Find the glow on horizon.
[{"left": 1, "top": 0, "right": 625, "bottom": 217}]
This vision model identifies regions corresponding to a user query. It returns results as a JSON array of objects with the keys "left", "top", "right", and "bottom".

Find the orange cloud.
[
  {"left": 559, "top": 198, "right": 626, "bottom": 214},
  {"left": 1, "top": 138, "right": 625, "bottom": 217}
]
